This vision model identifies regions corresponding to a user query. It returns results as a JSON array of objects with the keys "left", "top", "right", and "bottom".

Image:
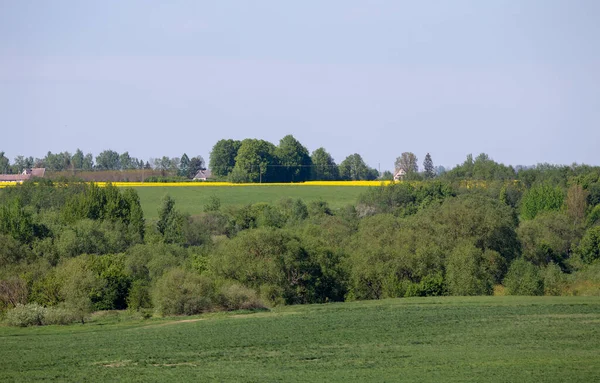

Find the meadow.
[
  {"left": 1, "top": 296, "right": 599, "bottom": 382},
  {"left": 131, "top": 184, "right": 375, "bottom": 219}
]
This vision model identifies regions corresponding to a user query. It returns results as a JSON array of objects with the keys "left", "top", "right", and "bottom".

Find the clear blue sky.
[{"left": 1, "top": 0, "right": 599, "bottom": 171}]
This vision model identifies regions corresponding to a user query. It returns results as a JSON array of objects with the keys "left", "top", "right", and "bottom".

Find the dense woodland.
[{"left": 1, "top": 146, "right": 600, "bottom": 326}]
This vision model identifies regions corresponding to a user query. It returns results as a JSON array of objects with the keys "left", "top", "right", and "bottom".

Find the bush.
[
  {"left": 152, "top": 268, "right": 216, "bottom": 316},
  {"left": 43, "top": 306, "right": 79, "bottom": 325},
  {"left": 6, "top": 303, "right": 47, "bottom": 327},
  {"left": 127, "top": 280, "right": 153, "bottom": 311},
  {"left": 217, "top": 283, "right": 267, "bottom": 311},
  {"left": 503, "top": 258, "right": 544, "bottom": 296}
]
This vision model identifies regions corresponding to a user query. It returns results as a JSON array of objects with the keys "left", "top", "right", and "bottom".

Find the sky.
[{"left": 1, "top": 0, "right": 599, "bottom": 171}]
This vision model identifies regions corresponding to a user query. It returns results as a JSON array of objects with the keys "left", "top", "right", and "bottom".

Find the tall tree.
[
  {"left": 12, "top": 155, "right": 33, "bottom": 173},
  {"left": 230, "top": 139, "right": 277, "bottom": 183},
  {"left": 423, "top": 153, "right": 435, "bottom": 179},
  {"left": 395, "top": 152, "right": 418, "bottom": 174},
  {"left": 188, "top": 156, "right": 205, "bottom": 178},
  {"left": 209, "top": 139, "right": 242, "bottom": 177},
  {"left": 71, "top": 149, "right": 85, "bottom": 170},
  {"left": 82, "top": 153, "right": 94, "bottom": 170},
  {"left": 95, "top": 150, "right": 121, "bottom": 170},
  {"left": 275, "top": 135, "right": 312, "bottom": 182},
  {"left": 310, "top": 147, "right": 339, "bottom": 181},
  {"left": 179, "top": 153, "right": 190, "bottom": 177},
  {"left": 0, "top": 152, "right": 9, "bottom": 174},
  {"left": 339, "top": 154, "right": 377, "bottom": 181}
]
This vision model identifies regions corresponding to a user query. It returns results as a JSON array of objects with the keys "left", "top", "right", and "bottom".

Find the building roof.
[
  {"left": 193, "top": 169, "right": 212, "bottom": 180},
  {"left": 0, "top": 168, "right": 46, "bottom": 182}
]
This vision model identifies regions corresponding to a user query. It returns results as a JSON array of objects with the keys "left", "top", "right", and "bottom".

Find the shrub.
[
  {"left": 152, "top": 268, "right": 216, "bottom": 316},
  {"left": 43, "top": 306, "right": 79, "bottom": 325},
  {"left": 217, "top": 283, "right": 267, "bottom": 311},
  {"left": 6, "top": 303, "right": 47, "bottom": 327},
  {"left": 543, "top": 263, "right": 567, "bottom": 296},
  {"left": 503, "top": 258, "right": 544, "bottom": 296},
  {"left": 127, "top": 280, "right": 153, "bottom": 311}
]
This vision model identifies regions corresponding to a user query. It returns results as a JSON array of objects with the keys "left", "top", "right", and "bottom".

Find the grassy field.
[
  {"left": 133, "top": 185, "right": 370, "bottom": 219},
  {"left": 1, "top": 296, "right": 599, "bottom": 382}
]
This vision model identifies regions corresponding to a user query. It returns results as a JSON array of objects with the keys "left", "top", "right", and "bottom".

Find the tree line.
[{"left": 1, "top": 160, "right": 600, "bottom": 325}]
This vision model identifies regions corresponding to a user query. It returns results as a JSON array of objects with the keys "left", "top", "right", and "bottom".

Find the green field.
[
  {"left": 1, "top": 296, "right": 599, "bottom": 382},
  {"left": 134, "top": 185, "right": 369, "bottom": 220}
]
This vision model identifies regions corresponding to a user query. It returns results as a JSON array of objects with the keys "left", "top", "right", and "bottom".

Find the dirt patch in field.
[{"left": 140, "top": 318, "right": 205, "bottom": 329}]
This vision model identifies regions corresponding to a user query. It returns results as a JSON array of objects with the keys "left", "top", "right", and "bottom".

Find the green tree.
[
  {"left": 446, "top": 242, "right": 493, "bottom": 296},
  {"left": 310, "top": 148, "right": 339, "bottom": 180},
  {"left": 156, "top": 195, "right": 185, "bottom": 244},
  {"left": 230, "top": 139, "right": 277, "bottom": 183},
  {"left": 503, "top": 258, "right": 544, "bottom": 296},
  {"left": 339, "top": 154, "right": 377, "bottom": 181},
  {"left": 95, "top": 150, "right": 120, "bottom": 170},
  {"left": 575, "top": 226, "right": 600, "bottom": 264},
  {"left": 209, "top": 139, "right": 242, "bottom": 177},
  {"left": 520, "top": 184, "right": 564, "bottom": 220},
  {"left": 188, "top": 156, "right": 205, "bottom": 178},
  {"left": 275, "top": 135, "right": 312, "bottom": 182},
  {"left": 179, "top": 153, "right": 190, "bottom": 177},
  {"left": 395, "top": 152, "right": 418, "bottom": 174},
  {"left": 71, "top": 149, "right": 84, "bottom": 170},
  {"left": 0, "top": 152, "right": 10, "bottom": 173},
  {"left": 423, "top": 153, "right": 435, "bottom": 179}
]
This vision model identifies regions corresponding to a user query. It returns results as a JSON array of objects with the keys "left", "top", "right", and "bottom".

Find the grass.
[
  {"left": 1, "top": 296, "right": 599, "bottom": 382},
  {"left": 133, "top": 185, "right": 370, "bottom": 219}
]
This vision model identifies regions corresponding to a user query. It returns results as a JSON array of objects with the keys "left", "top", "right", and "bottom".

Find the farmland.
[
  {"left": 1, "top": 296, "right": 599, "bottom": 382},
  {"left": 131, "top": 183, "right": 375, "bottom": 219}
]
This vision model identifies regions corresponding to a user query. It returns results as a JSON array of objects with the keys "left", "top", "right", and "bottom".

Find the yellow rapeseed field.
[{"left": 0, "top": 180, "right": 393, "bottom": 188}]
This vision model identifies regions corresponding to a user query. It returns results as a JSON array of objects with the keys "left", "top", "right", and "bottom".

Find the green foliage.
[
  {"left": 503, "top": 258, "right": 544, "bottom": 296},
  {"left": 156, "top": 195, "right": 185, "bottom": 244},
  {"left": 517, "top": 211, "right": 582, "bottom": 267},
  {"left": 275, "top": 135, "right": 312, "bottom": 182},
  {"left": 542, "top": 262, "right": 567, "bottom": 296},
  {"left": 520, "top": 184, "right": 565, "bottom": 220},
  {"left": 203, "top": 195, "right": 221, "bottom": 212},
  {"left": 209, "top": 139, "right": 242, "bottom": 178},
  {"left": 126, "top": 280, "right": 153, "bottom": 311},
  {"left": 210, "top": 228, "right": 343, "bottom": 304},
  {"left": 230, "top": 139, "right": 277, "bottom": 183},
  {"left": 446, "top": 242, "right": 493, "bottom": 296},
  {"left": 310, "top": 147, "right": 339, "bottom": 180},
  {"left": 5, "top": 303, "right": 47, "bottom": 327},
  {"left": 423, "top": 153, "right": 435, "bottom": 179},
  {"left": 575, "top": 226, "right": 600, "bottom": 264},
  {"left": 339, "top": 153, "right": 378, "bottom": 181},
  {"left": 216, "top": 282, "right": 267, "bottom": 311},
  {"left": 152, "top": 268, "right": 216, "bottom": 316}
]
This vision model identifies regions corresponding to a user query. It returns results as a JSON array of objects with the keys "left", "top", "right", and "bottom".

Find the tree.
[
  {"left": 71, "top": 149, "right": 84, "bottom": 170},
  {"left": 275, "top": 135, "right": 312, "bottom": 182},
  {"left": 565, "top": 184, "right": 589, "bottom": 224},
  {"left": 95, "top": 150, "right": 120, "bottom": 170},
  {"left": 12, "top": 155, "right": 33, "bottom": 173},
  {"left": 209, "top": 139, "right": 242, "bottom": 178},
  {"left": 339, "top": 154, "right": 377, "bottom": 181},
  {"left": 395, "top": 152, "right": 418, "bottom": 175},
  {"left": 0, "top": 152, "right": 10, "bottom": 174},
  {"left": 311, "top": 148, "right": 339, "bottom": 181},
  {"left": 179, "top": 153, "right": 190, "bottom": 177},
  {"left": 188, "top": 156, "right": 205, "bottom": 179},
  {"left": 423, "top": 153, "right": 435, "bottom": 179},
  {"left": 230, "top": 139, "right": 277, "bottom": 183},
  {"left": 82, "top": 153, "right": 94, "bottom": 170},
  {"left": 119, "top": 152, "right": 139, "bottom": 170},
  {"left": 520, "top": 184, "right": 564, "bottom": 220}
]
